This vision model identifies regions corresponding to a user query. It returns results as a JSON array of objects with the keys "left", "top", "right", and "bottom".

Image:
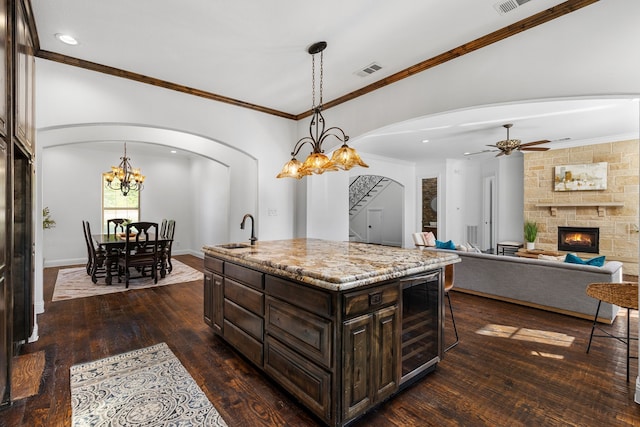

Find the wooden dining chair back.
[
  {"left": 164, "top": 220, "right": 176, "bottom": 272},
  {"left": 107, "top": 218, "right": 127, "bottom": 237},
  {"left": 586, "top": 281, "right": 638, "bottom": 382},
  {"left": 159, "top": 219, "right": 168, "bottom": 239},
  {"left": 82, "top": 220, "right": 93, "bottom": 275},
  {"left": 83, "top": 220, "right": 106, "bottom": 283},
  {"left": 117, "top": 221, "right": 159, "bottom": 288}
]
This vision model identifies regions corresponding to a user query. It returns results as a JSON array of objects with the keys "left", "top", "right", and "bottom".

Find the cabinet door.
[
  {"left": 204, "top": 271, "right": 213, "bottom": 326},
  {"left": 373, "top": 304, "right": 399, "bottom": 402},
  {"left": 14, "top": 0, "right": 34, "bottom": 153},
  {"left": 212, "top": 272, "right": 223, "bottom": 334},
  {"left": 204, "top": 270, "right": 224, "bottom": 334},
  {"left": 0, "top": 0, "right": 7, "bottom": 137},
  {"left": 343, "top": 313, "right": 373, "bottom": 421}
]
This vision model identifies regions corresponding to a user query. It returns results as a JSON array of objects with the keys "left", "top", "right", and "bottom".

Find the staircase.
[{"left": 349, "top": 175, "right": 391, "bottom": 217}]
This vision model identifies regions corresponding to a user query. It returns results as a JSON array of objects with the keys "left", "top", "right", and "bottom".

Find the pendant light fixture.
[
  {"left": 105, "top": 142, "right": 145, "bottom": 196},
  {"left": 277, "top": 41, "right": 368, "bottom": 179}
]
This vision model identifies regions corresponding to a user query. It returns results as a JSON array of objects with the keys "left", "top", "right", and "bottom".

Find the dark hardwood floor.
[{"left": 1, "top": 254, "right": 639, "bottom": 426}]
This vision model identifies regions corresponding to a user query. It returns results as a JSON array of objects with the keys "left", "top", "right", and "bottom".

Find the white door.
[
  {"left": 482, "top": 175, "right": 496, "bottom": 252},
  {"left": 367, "top": 209, "right": 383, "bottom": 244}
]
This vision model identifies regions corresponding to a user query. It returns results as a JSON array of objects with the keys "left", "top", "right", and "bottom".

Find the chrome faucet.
[{"left": 240, "top": 214, "right": 257, "bottom": 245}]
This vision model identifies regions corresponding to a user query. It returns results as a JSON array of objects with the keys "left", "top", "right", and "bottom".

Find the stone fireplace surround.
[{"left": 523, "top": 139, "right": 639, "bottom": 276}]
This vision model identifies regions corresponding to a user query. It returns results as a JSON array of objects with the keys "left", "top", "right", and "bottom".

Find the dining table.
[{"left": 92, "top": 234, "right": 173, "bottom": 285}]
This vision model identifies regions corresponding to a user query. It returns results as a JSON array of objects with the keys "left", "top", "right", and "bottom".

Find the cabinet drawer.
[
  {"left": 225, "top": 278, "right": 264, "bottom": 315},
  {"left": 265, "top": 275, "right": 332, "bottom": 317},
  {"left": 266, "top": 297, "right": 332, "bottom": 369},
  {"left": 204, "top": 256, "right": 223, "bottom": 274},
  {"left": 226, "top": 262, "right": 263, "bottom": 289},
  {"left": 265, "top": 337, "right": 331, "bottom": 424},
  {"left": 223, "top": 320, "right": 263, "bottom": 366},
  {"left": 224, "top": 299, "right": 263, "bottom": 342},
  {"left": 344, "top": 284, "right": 399, "bottom": 318}
]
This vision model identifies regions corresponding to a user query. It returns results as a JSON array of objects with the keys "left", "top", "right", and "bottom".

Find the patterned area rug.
[
  {"left": 70, "top": 343, "right": 228, "bottom": 427},
  {"left": 53, "top": 260, "right": 202, "bottom": 301}
]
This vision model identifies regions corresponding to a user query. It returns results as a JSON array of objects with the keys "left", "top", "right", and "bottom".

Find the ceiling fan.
[{"left": 465, "top": 123, "right": 551, "bottom": 157}]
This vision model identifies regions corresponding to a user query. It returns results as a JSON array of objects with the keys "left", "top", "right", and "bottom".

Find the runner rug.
[
  {"left": 53, "top": 260, "right": 202, "bottom": 301},
  {"left": 70, "top": 342, "right": 228, "bottom": 427}
]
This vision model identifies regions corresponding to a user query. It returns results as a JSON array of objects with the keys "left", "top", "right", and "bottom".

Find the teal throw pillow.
[
  {"left": 564, "top": 253, "right": 605, "bottom": 267},
  {"left": 586, "top": 255, "right": 606, "bottom": 267},
  {"left": 564, "top": 253, "right": 585, "bottom": 265},
  {"left": 435, "top": 240, "right": 456, "bottom": 250}
]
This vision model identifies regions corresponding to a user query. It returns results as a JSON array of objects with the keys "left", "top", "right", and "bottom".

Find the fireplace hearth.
[{"left": 557, "top": 226, "right": 599, "bottom": 254}]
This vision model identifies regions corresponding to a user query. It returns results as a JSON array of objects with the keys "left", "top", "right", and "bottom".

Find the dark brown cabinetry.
[
  {"left": 14, "top": 0, "right": 34, "bottom": 154},
  {"left": 1, "top": 0, "right": 36, "bottom": 407},
  {"left": 342, "top": 284, "right": 400, "bottom": 420},
  {"left": 204, "top": 254, "right": 443, "bottom": 427}
]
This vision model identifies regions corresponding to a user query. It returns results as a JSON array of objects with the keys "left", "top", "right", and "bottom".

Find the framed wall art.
[{"left": 554, "top": 162, "right": 607, "bottom": 191}]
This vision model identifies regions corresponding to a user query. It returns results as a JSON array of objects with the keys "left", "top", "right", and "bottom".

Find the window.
[{"left": 102, "top": 173, "right": 140, "bottom": 233}]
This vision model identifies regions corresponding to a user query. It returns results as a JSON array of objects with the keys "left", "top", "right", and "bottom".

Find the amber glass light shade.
[
  {"left": 330, "top": 144, "right": 369, "bottom": 170},
  {"left": 276, "top": 157, "right": 308, "bottom": 179},
  {"left": 298, "top": 152, "right": 338, "bottom": 175}
]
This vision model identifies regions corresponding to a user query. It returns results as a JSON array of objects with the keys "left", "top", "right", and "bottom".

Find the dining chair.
[
  {"left": 106, "top": 218, "right": 127, "bottom": 237},
  {"left": 164, "top": 220, "right": 176, "bottom": 273},
  {"left": 117, "top": 222, "right": 159, "bottom": 288},
  {"left": 83, "top": 220, "right": 107, "bottom": 283}
]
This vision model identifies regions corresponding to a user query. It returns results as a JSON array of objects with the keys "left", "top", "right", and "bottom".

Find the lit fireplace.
[{"left": 557, "top": 226, "right": 599, "bottom": 254}]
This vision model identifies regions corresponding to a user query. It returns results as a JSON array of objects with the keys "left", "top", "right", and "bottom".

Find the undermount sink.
[{"left": 217, "top": 243, "right": 251, "bottom": 249}]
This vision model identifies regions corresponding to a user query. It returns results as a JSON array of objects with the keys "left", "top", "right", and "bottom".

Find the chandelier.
[
  {"left": 277, "top": 41, "right": 368, "bottom": 179},
  {"left": 105, "top": 142, "right": 145, "bottom": 196}
]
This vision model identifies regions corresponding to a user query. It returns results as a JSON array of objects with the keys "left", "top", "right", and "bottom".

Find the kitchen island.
[{"left": 202, "top": 238, "right": 459, "bottom": 427}]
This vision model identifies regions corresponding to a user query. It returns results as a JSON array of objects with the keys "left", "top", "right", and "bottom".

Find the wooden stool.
[
  {"left": 586, "top": 282, "right": 638, "bottom": 382},
  {"left": 444, "top": 264, "right": 459, "bottom": 352}
]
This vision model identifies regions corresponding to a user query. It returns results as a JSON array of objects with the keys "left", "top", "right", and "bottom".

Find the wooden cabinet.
[
  {"left": 203, "top": 271, "right": 213, "bottom": 326},
  {"left": 1, "top": 0, "right": 36, "bottom": 407},
  {"left": 14, "top": 0, "right": 34, "bottom": 153},
  {"left": 203, "top": 253, "right": 440, "bottom": 427},
  {"left": 203, "top": 256, "right": 223, "bottom": 334},
  {"left": 342, "top": 285, "right": 399, "bottom": 421},
  {"left": 204, "top": 257, "right": 265, "bottom": 366}
]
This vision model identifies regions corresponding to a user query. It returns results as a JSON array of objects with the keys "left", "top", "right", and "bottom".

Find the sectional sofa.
[{"left": 420, "top": 247, "right": 623, "bottom": 323}]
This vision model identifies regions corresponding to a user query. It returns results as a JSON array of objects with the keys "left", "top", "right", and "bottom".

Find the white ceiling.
[{"left": 31, "top": 0, "right": 639, "bottom": 161}]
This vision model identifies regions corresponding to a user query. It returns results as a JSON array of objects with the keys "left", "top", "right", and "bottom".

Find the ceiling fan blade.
[
  {"left": 486, "top": 144, "right": 500, "bottom": 148},
  {"left": 464, "top": 149, "right": 498, "bottom": 156},
  {"left": 520, "top": 147, "right": 550, "bottom": 151},
  {"left": 519, "top": 139, "right": 550, "bottom": 147}
]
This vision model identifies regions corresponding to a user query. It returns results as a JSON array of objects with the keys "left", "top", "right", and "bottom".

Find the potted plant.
[
  {"left": 43, "top": 207, "right": 56, "bottom": 229},
  {"left": 524, "top": 221, "right": 538, "bottom": 250}
]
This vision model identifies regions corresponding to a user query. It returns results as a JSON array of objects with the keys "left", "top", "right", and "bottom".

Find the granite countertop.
[{"left": 202, "top": 238, "right": 460, "bottom": 291}]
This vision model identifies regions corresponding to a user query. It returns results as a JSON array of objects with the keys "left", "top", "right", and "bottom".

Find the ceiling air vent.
[
  {"left": 493, "top": 0, "right": 531, "bottom": 15},
  {"left": 355, "top": 62, "right": 382, "bottom": 77}
]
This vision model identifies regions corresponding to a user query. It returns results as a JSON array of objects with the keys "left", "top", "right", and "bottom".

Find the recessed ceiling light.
[
  {"left": 422, "top": 139, "right": 429, "bottom": 143},
  {"left": 55, "top": 33, "right": 78, "bottom": 45},
  {"left": 170, "top": 150, "right": 177, "bottom": 154}
]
